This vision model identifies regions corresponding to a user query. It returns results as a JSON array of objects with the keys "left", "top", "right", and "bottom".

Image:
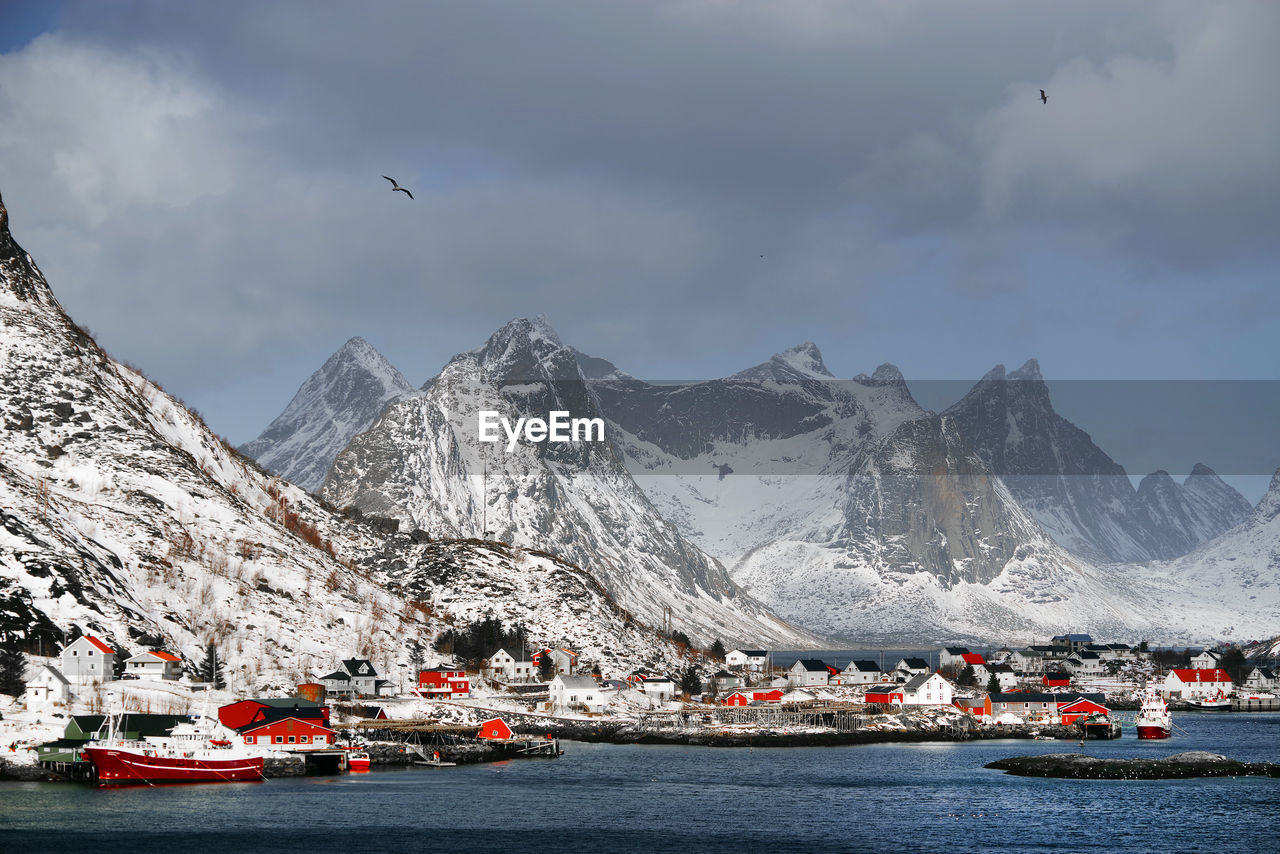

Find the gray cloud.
[{"left": 0, "top": 0, "right": 1275, "bottom": 459}]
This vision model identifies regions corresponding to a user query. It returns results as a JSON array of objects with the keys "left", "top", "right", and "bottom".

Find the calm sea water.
[{"left": 2, "top": 712, "right": 1277, "bottom": 853}]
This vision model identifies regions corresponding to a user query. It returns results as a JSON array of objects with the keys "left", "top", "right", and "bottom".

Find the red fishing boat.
[
  {"left": 347, "top": 749, "right": 371, "bottom": 772},
  {"left": 1135, "top": 688, "right": 1171, "bottom": 739},
  {"left": 84, "top": 715, "right": 265, "bottom": 785}
]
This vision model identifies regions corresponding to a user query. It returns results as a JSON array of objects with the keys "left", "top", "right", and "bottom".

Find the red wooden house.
[
  {"left": 1042, "top": 673, "right": 1071, "bottom": 688},
  {"left": 1058, "top": 697, "right": 1109, "bottom": 725},
  {"left": 724, "top": 691, "right": 751, "bottom": 706},
  {"left": 752, "top": 689, "right": 784, "bottom": 703},
  {"left": 219, "top": 698, "right": 330, "bottom": 730},
  {"left": 477, "top": 718, "right": 514, "bottom": 740},
  {"left": 864, "top": 686, "right": 905, "bottom": 704},
  {"left": 961, "top": 653, "right": 986, "bottom": 667},
  {"left": 418, "top": 668, "right": 471, "bottom": 698},
  {"left": 240, "top": 716, "right": 337, "bottom": 751}
]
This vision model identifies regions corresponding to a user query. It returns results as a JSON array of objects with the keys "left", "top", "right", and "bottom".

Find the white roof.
[{"left": 554, "top": 675, "right": 599, "bottom": 690}]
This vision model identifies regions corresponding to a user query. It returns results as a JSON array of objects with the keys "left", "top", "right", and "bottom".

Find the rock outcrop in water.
[{"left": 985, "top": 751, "right": 1280, "bottom": 779}]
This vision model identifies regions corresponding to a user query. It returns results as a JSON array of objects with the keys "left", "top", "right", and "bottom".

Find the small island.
[{"left": 985, "top": 751, "right": 1280, "bottom": 780}]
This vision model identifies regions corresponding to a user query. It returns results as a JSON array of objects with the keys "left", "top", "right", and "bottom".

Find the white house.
[
  {"left": 320, "top": 658, "right": 380, "bottom": 697},
  {"left": 893, "top": 658, "right": 930, "bottom": 680},
  {"left": 901, "top": 672, "right": 953, "bottom": 706},
  {"left": 639, "top": 675, "right": 677, "bottom": 703},
  {"left": 550, "top": 674, "right": 604, "bottom": 713},
  {"left": 1064, "top": 651, "right": 1105, "bottom": 679},
  {"left": 939, "top": 647, "right": 971, "bottom": 670},
  {"left": 1190, "top": 650, "right": 1223, "bottom": 670},
  {"left": 1009, "top": 648, "right": 1043, "bottom": 674},
  {"left": 24, "top": 664, "right": 71, "bottom": 708},
  {"left": 125, "top": 650, "right": 183, "bottom": 681},
  {"left": 839, "top": 660, "right": 882, "bottom": 685},
  {"left": 61, "top": 635, "right": 116, "bottom": 685},
  {"left": 788, "top": 659, "right": 832, "bottom": 687},
  {"left": 533, "top": 647, "right": 579, "bottom": 676},
  {"left": 485, "top": 649, "right": 536, "bottom": 682},
  {"left": 1242, "top": 667, "right": 1277, "bottom": 694},
  {"left": 988, "top": 663, "right": 1019, "bottom": 692},
  {"left": 1163, "top": 668, "right": 1233, "bottom": 700},
  {"left": 725, "top": 649, "right": 769, "bottom": 672}
]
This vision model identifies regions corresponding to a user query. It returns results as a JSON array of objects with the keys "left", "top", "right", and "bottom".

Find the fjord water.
[{"left": 3, "top": 713, "right": 1277, "bottom": 853}]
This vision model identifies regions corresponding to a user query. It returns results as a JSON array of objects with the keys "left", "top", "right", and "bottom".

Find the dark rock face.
[
  {"left": 944, "top": 362, "right": 1251, "bottom": 563},
  {"left": 241, "top": 336, "right": 414, "bottom": 491},
  {"left": 986, "top": 751, "right": 1280, "bottom": 779}
]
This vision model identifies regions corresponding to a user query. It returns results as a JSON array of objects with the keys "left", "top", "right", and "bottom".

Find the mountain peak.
[
  {"left": 772, "top": 342, "right": 833, "bottom": 378},
  {"left": 871, "top": 363, "right": 904, "bottom": 384},
  {"left": 1188, "top": 462, "right": 1217, "bottom": 478},
  {"left": 1009, "top": 359, "right": 1042, "bottom": 381},
  {"left": 981, "top": 364, "right": 1007, "bottom": 382}
]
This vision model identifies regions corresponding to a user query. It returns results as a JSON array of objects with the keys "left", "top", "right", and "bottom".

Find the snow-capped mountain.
[
  {"left": 942, "top": 360, "right": 1251, "bottom": 563},
  {"left": 578, "top": 346, "right": 1275, "bottom": 644},
  {"left": 1134, "top": 465, "right": 1256, "bottom": 557},
  {"left": 240, "top": 337, "right": 414, "bottom": 491},
  {"left": 0, "top": 192, "right": 699, "bottom": 688},
  {"left": 321, "top": 317, "right": 813, "bottom": 647}
]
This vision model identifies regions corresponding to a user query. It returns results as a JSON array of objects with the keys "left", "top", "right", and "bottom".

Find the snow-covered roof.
[{"left": 553, "top": 675, "right": 599, "bottom": 690}]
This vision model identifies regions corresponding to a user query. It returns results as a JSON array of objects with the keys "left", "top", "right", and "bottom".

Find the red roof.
[
  {"left": 1172, "top": 668, "right": 1231, "bottom": 683},
  {"left": 1058, "top": 697, "right": 1108, "bottom": 713},
  {"left": 86, "top": 636, "right": 115, "bottom": 654},
  {"left": 240, "top": 716, "right": 336, "bottom": 736},
  {"left": 961, "top": 653, "right": 986, "bottom": 666},
  {"left": 143, "top": 650, "right": 182, "bottom": 662}
]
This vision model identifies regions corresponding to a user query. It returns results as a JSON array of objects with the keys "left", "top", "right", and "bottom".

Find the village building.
[
  {"left": 985, "top": 691, "right": 1107, "bottom": 724},
  {"left": 1162, "top": 668, "right": 1233, "bottom": 700},
  {"left": 484, "top": 648, "right": 537, "bottom": 682},
  {"left": 788, "top": 659, "right": 832, "bottom": 687},
  {"left": 725, "top": 649, "right": 769, "bottom": 672},
  {"left": 639, "top": 674, "right": 677, "bottom": 703},
  {"left": 864, "top": 684, "right": 905, "bottom": 704},
  {"left": 751, "top": 689, "right": 784, "bottom": 703},
  {"left": 1057, "top": 696, "right": 1110, "bottom": 725},
  {"left": 839, "top": 660, "right": 882, "bottom": 685},
  {"left": 320, "top": 658, "right": 381, "bottom": 697},
  {"left": 60, "top": 635, "right": 116, "bottom": 685},
  {"left": 124, "top": 650, "right": 183, "bottom": 681},
  {"left": 988, "top": 663, "right": 1018, "bottom": 692},
  {"left": 240, "top": 716, "right": 337, "bottom": 751},
  {"left": 939, "top": 647, "right": 971, "bottom": 670},
  {"left": 1063, "top": 650, "right": 1105, "bottom": 679},
  {"left": 902, "top": 672, "right": 953, "bottom": 706},
  {"left": 1051, "top": 634, "right": 1094, "bottom": 655},
  {"left": 532, "top": 647, "right": 579, "bottom": 675},
  {"left": 1009, "top": 648, "right": 1044, "bottom": 674},
  {"left": 219, "top": 698, "right": 330, "bottom": 730},
  {"left": 477, "top": 718, "right": 514, "bottom": 740},
  {"left": 723, "top": 691, "right": 752, "bottom": 707},
  {"left": 418, "top": 667, "right": 471, "bottom": 699},
  {"left": 1041, "top": 672, "right": 1072, "bottom": 689},
  {"left": 893, "top": 658, "right": 930, "bottom": 680},
  {"left": 781, "top": 688, "right": 817, "bottom": 704},
  {"left": 550, "top": 674, "right": 604, "bottom": 713},
  {"left": 711, "top": 670, "right": 743, "bottom": 693},
  {"left": 24, "top": 664, "right": 71, "bottom": 708},
  {"left": 1190, "top": 650, "right": 1223, "bottom": 670},
  {"left": 1242, "top": 667, "right": 1278, "bottom": 694}
]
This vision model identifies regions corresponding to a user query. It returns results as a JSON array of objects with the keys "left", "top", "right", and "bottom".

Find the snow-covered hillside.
[
  {"left": 0, "top": 192, "right": 702, "bottom": 690},
  {"left": 240, "top": 336, "right": 414, "bottom": 491},
  {"left": 322, "top": 317, "right": 813, "bottom": 647}
]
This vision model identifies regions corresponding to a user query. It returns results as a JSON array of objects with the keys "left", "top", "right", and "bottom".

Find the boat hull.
[
  {"left": 1136, "top": 725, "right": 1171, "bottom": 740},
  {"left": 85, "top": 746, "right": 264, "bottom": 785}
]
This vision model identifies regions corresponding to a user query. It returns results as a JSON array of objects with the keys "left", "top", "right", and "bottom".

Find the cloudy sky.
[{"left": 1, "top": 1, "right": 1277, "bottom": 494}]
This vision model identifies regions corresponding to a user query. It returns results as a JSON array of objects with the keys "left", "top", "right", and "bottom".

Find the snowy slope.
[
  {"left": 240, "top": 337, "right": 414, "bottom": 491},
  {"left": 322, "top": 317, "right": 814, "bottom": 647},
  {"left": 0, "top": 192, "right": 699, "bottom": 690}
]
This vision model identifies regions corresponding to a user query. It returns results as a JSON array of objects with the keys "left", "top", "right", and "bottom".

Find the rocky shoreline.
[{"left": 986, "top": 751, "right": 1280, "bottom": 779}]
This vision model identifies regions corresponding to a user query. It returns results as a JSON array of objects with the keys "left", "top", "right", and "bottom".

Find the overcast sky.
[{"left": 1, "top": 1, "right": 1277, "bottom": 496}]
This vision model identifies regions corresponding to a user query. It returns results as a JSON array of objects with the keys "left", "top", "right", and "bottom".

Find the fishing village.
[{"left": 2, "top": 631, "right": 1277, "bottom": 786}]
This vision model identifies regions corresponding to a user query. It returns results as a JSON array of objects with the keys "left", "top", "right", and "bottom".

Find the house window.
[
  {"left": 300, "top": 735, "right": 310, "bottom": 743},
  {"left": 274, "top": 736, "right": 284, "bottom": 743},
  {"left": 288, "top": 736, "right": 296, "bottom": 743},
  {"left": 246, "top": 736, "right": 256, "bottom": 744}
]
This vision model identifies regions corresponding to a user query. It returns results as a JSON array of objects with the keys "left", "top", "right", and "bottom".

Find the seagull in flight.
[
  {"left": 382, "top": 175, "right": 414, "bottom": 199},
  {"left": 1040, "top": 89, "right": 1048, "bottom": 105}
]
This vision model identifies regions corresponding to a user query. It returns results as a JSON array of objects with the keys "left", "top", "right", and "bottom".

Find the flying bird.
[
  {"left": 1040, "top": 89, "right": 1048, "bottom": 105},
  {"left": 382, "top": 175, "right": 414, "bottom": 199}
]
